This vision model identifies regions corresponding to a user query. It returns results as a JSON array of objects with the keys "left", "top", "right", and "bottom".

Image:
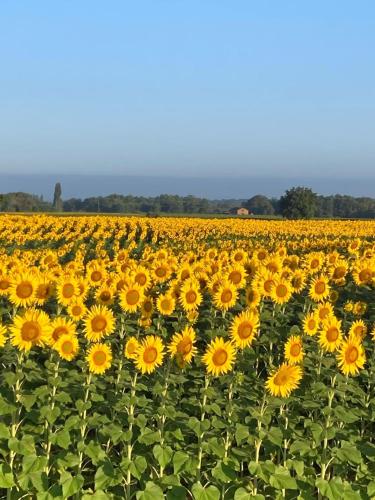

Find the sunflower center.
[
  {"left": 136, "top": 273, "right": 147, "bottom": 285},
  {"left": 186, "top": 291, "right": 197, "bottom": 304},
  {"left": 93, "top": 351, "right": 107, "bottom": 365},
  {"left": 359, "top": 269, "right": 371, "bottom": 282},
  {"left": 37, "top": 284, "right": 49, "bottom": 298},
  {"left": 143, "top": 301, "right": 152, "bottom": 313},
  {"left": 290, "top": 343, "right": 301, "bottom": 357},
  {"left": 276, "top": 284, "right": 288, "bottom": 298},
  {"left": 143, "top": 347, "right": 157, "bottom": 363},
  {"left": 326, "top": 327, "right": 339, "bottom": 342},
  {"left": 319, "top": 308, "right": 329, "bottom": 320},
  {"left": 308, "top": 319, "right": 316, "bottom": 330},
  {"left": 264, "top": 280, "right": 273, "bottom": 293},
  {"left": 127, "top": 342, "right": 137, "bottom": 354},
  {"left": 229, "top": 271, "right": 242, "bottom": 284},
  {"left": 72, "top": 305, "right": 82, "bottom": 316},
  {"left": 213, "top": 348, "right": 228, "bottom": 366},
  {"left": 311, "top": 259, "right": 319, "bottom": 269},
  {"left": 177, "top": 338, "right": 192, "bottom": 355},
  {"left": 238, "top": 322, "right": 253, "bottom": 339},
  {"left": 274, "top": 371, "right": 288, "bottom": 386},
  {"left": 53, "top": 326, "right": 69, "bottom": 341},
  {"left": 21, "top": 321, "right": 41, "bottom": 341},
  {"left": 91, "top": 271, "right": 101, "bottom": 282},
  {"left": 16, "top": 282, "right": 33, "bottom": 298},
  {"left": 61, "top": 340, "right": 74, "bottom": 354},
  {"left": 62, "top": 284, "right": 75, "bottom": 298},
  {"left": 334, "top": 267, "right": 346, "bottom": 279},
  {"left": 100, "top": 291, "right": 111, "bottom": 301},
  {"left": 181, "top": 270, "right": 190, "bottom": 280},
  {"left": 161, "top": 299, "right": 171, "bottom": 311},
  {"left": 155, "top": 267, "right": 166, "bottom": 277},
  {"left": 221, "top": 290, "right": 232, "bottom": 303},
  {"left": 0, "top": 279, "right": 9, "bottom": 290},
  {"left": 315, "top": 282, "right": 326, "bottom": 294},
  {"left": 345, "top": 346, "right": 359, "bottom": 363},
  {"left": 91, "top": 316, "right": 107, "bottom": 332},
  {"left": 126, "top": 290, "right": 140, "bottom": 305}
]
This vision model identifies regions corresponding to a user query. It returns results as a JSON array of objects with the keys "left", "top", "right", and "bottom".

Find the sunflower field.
[{"left": 1, "top": 215, "right": 375, "bottom": 499}]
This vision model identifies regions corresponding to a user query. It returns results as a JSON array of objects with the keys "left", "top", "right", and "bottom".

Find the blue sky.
[{"left": 0, "top": 0, "right": 374, "bottom": 178}]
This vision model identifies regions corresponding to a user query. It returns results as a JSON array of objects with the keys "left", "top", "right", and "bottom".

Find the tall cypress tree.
[{"left": 53, "top": 182, "right": 63, "bottom": 212}]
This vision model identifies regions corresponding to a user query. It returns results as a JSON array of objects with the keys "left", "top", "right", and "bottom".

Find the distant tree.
[
  {"left": 53, "top": 182, "right": 63, "bottom": 212},
  {"left": 280, "top": 186, "right": 317, "bottom": 219},
  {"left": 244, "top": 195, "right": 275, "bottom": 215}
]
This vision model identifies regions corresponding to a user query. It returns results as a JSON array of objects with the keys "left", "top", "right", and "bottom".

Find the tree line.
[{"left": 1, "top": 184, "right": 375, "bottom": 219}]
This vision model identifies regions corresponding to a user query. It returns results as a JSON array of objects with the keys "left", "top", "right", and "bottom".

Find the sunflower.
[
  {"left": 352, "top": 260, "right": 375, "bottom": 286},
  {"left": 56, "top": 275, "right": 80, "bottom": 306},
  {"left": 309, "top": 275, "right": 330, "bottom": 302},
  {"left": 132, "top": 266, "right": 151, "bottom": 290},
  {"left": 119, "top": 283, "right": 144, "bottom": 313},
  {"left": 34, "top": 276, "right": 54, "bottom": 305},
  {"left": 290, "top": 270, "right": 306, "bottom": 293},
  {"left": 152, "top": 262, "right": 171, "bottom": 283},
  {"left": 124, "top": 336, "right": 140, "bottom": 360},
  {"left": 8, "top": 272, "right": 37, "bottom": 308},
  {"left": 266, "top": 363, "right": 303, "bottom": 397},
  {"left": 86, "top": 343, "right": 112, "bottom": 374},
  {"left": 319, "top": 316, "right": 343, "bottom": 352},
  {"left": 317, "top": 302, "right": 334, "bottom": 323},
  {"left": 202, "top": 337, "right": 236, "bottom": 376},
  {"left": 140, "top": 296, "right": 154, "bottom": 318},
  {"left": 55, "top": 333, "right": 79, "bottom": 361},
  {"left": 255, "top": 271, "right": 277, "bottom": 298},
  {"left": 213, "top": 281, "right": 238, "bottom": 311},
  {"left": 245, "top": 287, "right": 261, "bottom": 308},
  {"left": 0, "top": 273, "right": 11, "bottom": 295},
  {"left": 270, "top": 278, "right": 293, "bottom": 305},
  {"left": 230, "top": 310, "right": 259, "bottom": 349},
  {"left": 284, "top": 335, "right": 304, "bottom": 364},
  {"left": 156, "top": 293, "right": 176, "bottom": 316},
  {"left": 48, "top": 317, "right": 76, "bottom": 346},
  {"left": 337, "top": 337, "right": 366, "bottom": 376},
  {"left": 87, "top": 262, "right": 107, "bottom": 287},
  {"left": 0, "top": 324, "right": 7, "bottom": 347},
  {"left": 348, "top": 320, "right": 367, "bottom": 340},
  {"left": 168, "top": 326, "right": 197, "bottom": 366},
  {"left": 135, "top": 335, "right": 165, "bottom": 374},
  {"left": 226, "top": 265, "right": 247, "bottom": 289},
  {"left": 179, "top": 279, "right": 202, "bottom": 312},
  {"left": 95, "top": 286, "right": 115, "bottom": 306},
  {"left": 353, "top": 301, "right": 367, "bottom": 316},
  {"left": 84, "top": 305, "right": 115, "bottom": 342},
  {"left": 67, "top": 299, "right": 87, "bottom": 322},
  {"left": 302, "top": 312, "right": 319, "bottom": 336},
  {"left": 10, "top": 308, "right": 51, "bottom": 352}
]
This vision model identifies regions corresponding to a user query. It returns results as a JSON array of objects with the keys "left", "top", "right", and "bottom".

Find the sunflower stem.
[
  {"left": 45, "top": 355, "right": 60, "bottom": 476},
  {"left": 197, "top": 375, "right": 210, "bottom": 481},
  {"left": 76, "top": 371, "right": 92, "bottom": 488},
  {"left": 158, "top": 360, "right": 171, "bottom": 478},
  {"left": 126, "top": 371, "right": 138, "bottom": 499}
]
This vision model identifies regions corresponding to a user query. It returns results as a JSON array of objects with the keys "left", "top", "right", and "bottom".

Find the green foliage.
[{"left": 280, "top": 186, "right": 318, "bottom": 219}]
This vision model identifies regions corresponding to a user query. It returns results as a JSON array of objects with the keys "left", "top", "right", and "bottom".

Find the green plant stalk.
[
  {"left": 320, "top": 375, "right": 336, "bottom": 486},
  {"left": 8, "top": 351, "right": 24, "bottom": 500},
  {"left": 197, "top": 375, "right": 210, "bottom": 481},
  {"left": 126, "top": 371, "right": 138, "bottom": 499},
  {"left": 45, "top": 357, "right": 60, "bottom": 475},
  {"left": 223, "top": 379, "right": 234, "bottom": 459},
  {"left": 77, "top": 372, "right": 92, "bottom": 478},
  {"left": 158, "top": 360, "right": 171, "bottom": 478}
]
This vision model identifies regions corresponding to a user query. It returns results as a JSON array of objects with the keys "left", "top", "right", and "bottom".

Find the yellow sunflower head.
[
  {"left": 202, "top": 337, "right": 236, "bottom": 376},
  {"left": 84, "top": 305, "right": 115, "bottom": 342},
  {"left": 10, "top": 308, "right": 51, "bottom": 352},
  {"left": 230, "top": 310, "right": 259, "bottom": 349},
  {"left": 284, "top": 335, "right": 304, "bottom": 364},
  {"left": 168, "top": 326, "right": 197, "bottom": 365},
  {"left": 55, "top": 333, "right": 79, "bottom": 361},
  {"left": 337, "top": 337, "right": 366, "bottom": 376},
  {"left": 266, "top": 363, "right": 302, "bottom": 398},
  {"left": 86, "top": 343, "right": 112, "bottom": 374},
  {"left": 124, "top": 336, "right": 140, "bottom": 360},
  {"left": 135, "top": 335, "right": 165, "bottom": 374}
]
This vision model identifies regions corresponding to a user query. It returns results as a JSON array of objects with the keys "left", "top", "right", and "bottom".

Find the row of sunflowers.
[{"left": 1, "top": 215, "right": 375, "bottom": 499}]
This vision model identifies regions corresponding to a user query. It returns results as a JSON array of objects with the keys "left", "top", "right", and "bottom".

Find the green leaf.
[
  {"left": 266, "top": 427, "right": 283, "bottom": 447},
  {"left": 129, "top": 456, "right": 147, "bottom": 480},
  {"left": 191, "top": 482, "right": 220, "bottom": 500},
  {"left": 269, "top": 467, "right": 298, "bottom": 490},
  {"left": 60, "top": 471, "right": 84, "bottom": 498},
  {"left": 82, "top": 491, "right": 110, "bottom": 500},
  {"left": 0, "top": 463, "right": 15, "bottom": 488},
  {"left": 336, "top": 444, "right": 362, "bottom": 465},
  {"left": 0, "top": 422, "right": 10, "bottom": 439},
  {"left": 212, "top": 461, "right": 237, "bottom": 483},
  {"left": 55, "top": 429, "right": 71, "bottom": 449},
  {"left": 234, "top": 488, "right": 264, "bottom": 500},
  {"left": 173, "top": 451, "right": 190, "bottom": 474},
  {"left": 95, "top": 461, "right": 115, "bottom": 490},
  {"left": 153, "top": 445, "right": 173, "bottom": 468},
  {"left": 22, "top": 454, "right": 47, "bottom": 474},
  {"left": 316, "top": 478, "right": 344, "bottom": 500},
  {"left": 138, "top": 428, "right": 160, "bottom": 445},
  {"left": 235, "top": 424, "right": 249, "bottom": 444},
  {"left": 136, "top": 481, "right": 164, "bottom": 500},
  {"left": 166, "top": 486, "right": 187, "bottom": 500}
]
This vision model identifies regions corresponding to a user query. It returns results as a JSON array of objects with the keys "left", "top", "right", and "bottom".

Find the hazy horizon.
[{"left": 1, "top": 174, "right": 374, "bottom": 201}]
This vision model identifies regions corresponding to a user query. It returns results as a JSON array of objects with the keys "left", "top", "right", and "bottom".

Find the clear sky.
[{"left": 0, "top": 0, "right": 374, "bottom": 178}]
